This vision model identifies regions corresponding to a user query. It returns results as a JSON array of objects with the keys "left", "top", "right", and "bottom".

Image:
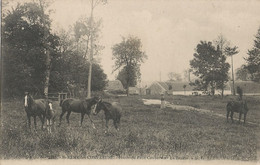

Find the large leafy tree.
[
  {"left": 190, "top": 41, "right": 230, "bottom": 95},
  {"left": 2, "top": 2, "right": 59, "bottom": 97},
  {"left": 244, "top": 26, "right": 260, "bottom": 83},
  {"left": 117, "top": 65, "right": 140, "bottom": 90},
  {"left": 112, "top": 36, "right": 147, "bottom": 96}
]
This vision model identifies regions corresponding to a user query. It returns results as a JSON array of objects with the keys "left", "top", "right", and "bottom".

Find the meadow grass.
[{"left": 0, "top": 95, "right": 259, "bottom": 160}]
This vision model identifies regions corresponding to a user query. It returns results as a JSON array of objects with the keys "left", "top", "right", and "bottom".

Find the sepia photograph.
[{"left": 1, "top": 0, "right": 260, "bottom": 164}]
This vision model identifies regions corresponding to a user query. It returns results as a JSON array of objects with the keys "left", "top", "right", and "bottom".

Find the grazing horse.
[
  {"left": 59, "top": 97, "right": 99, "bottom": 128},
  {"left": 45, "top": 100, "right": 55, "bottom": 133},
  {"left": 24, "top": 92, "right": 48, "bottom": 130},
  {"left": 93, "top": 99, "right": 122, "bottom": 133},
  {"left": 226, "top": 100, "right": 249, "bottom": 124}
]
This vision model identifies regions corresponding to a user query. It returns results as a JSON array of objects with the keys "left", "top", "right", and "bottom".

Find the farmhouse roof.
[
  {"left": 157, "top": 82, "right": 169, "bottom": 90},
  {"left": 106, "top": 80, "right": 124, "bottom": 91},
  {"left": 166, "top": 81, "right": 194, "bottom": 91}
]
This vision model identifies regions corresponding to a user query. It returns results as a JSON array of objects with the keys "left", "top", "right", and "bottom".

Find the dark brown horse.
[
  {"left": 59, "top": 97, "right": 99, "bottom": 128},
  {"left": 24, "top": 92, "right": 49, "bottom": 130},
  {"left": 226, "top": 100, "right": 249, "bottom": 124},
  {"left": 93, "top": 99, "right": 122, "bottom": 133}
]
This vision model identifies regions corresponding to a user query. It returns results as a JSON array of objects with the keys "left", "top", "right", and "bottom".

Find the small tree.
[{"left": 112, "top": 36, "right": 147, "bottom": 96}]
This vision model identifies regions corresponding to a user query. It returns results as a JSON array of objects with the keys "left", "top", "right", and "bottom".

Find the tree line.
[
  {"left": 2, "top": 2, "right": 107, "bottom": 97},
  {"left": 189, "top": 28, "right": 260, "bottom": 96},
  {"left": 2, "top": 1, "right": 147, "bottom": 97}
]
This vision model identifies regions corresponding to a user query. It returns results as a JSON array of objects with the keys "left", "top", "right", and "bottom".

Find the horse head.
[
  {"left": 93, "top": 97, "right": 103, "bottom": 115},
  {"left": 24, "top": 92, "right": 33, "bottom": 108},
  {"left": 47, "top": 100, "right": 53, "bottom": 111}
]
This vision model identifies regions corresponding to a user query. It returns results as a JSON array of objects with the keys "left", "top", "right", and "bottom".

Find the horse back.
[
  {"left": 227, "top": 100, "right": 248, "bottom": 114},
  {"left": 60, "top": 98, "right": 74, "bottom": 109},
  {"left": 32, "top": 99, "right": 47, "bottom": 115},
  {"left": 61, "top": 98, "right": 87, "bottom": 113},
  {"left": 107, "top": 102, "right": 122, "bottom": 121}
]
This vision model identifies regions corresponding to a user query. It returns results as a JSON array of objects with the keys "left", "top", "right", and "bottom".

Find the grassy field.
[{"left": 0, "top": 95, "right": 259, "bottom": 160}]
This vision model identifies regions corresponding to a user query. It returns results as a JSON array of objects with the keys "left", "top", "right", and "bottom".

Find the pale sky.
[{"left": 5, "top": 0, "right": 260, "bottom": 82}]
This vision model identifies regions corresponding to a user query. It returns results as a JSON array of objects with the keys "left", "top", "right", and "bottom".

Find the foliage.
[
  {"left": 190, "top": 41, "right": 230, "bottom": 95},
  {"left": 2, "top": 2, "right": 107, "bottom": 97},
  {"left": 112, "top": 36, "right": 147, "bottom": 95},
  {"left": 244, "top": 26, "right": 260, "bottom": 83},
  {"left": 73, "top": 17, "right": 104, "bottom": 60},
  {"left": 117, "top": 66, "right": 140, "bottom": 89},
  {"left": 235, "top": 65, "right": 252, "bottom": 81},
  {"left": 168, "top": 72, "right": 182, "bottom": 82},
  {"left": 2, "top": 2, "right": 59, "bottom": 97}
]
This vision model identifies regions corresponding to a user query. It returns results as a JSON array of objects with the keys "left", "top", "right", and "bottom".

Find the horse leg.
[
  {"left": 243, "top": 113, "right": 247, "bottom": 124},
  {"left": 239, "top": 112, "right": 242, "bottom": 124},
  {"left": 87, "top": 114, "right": 96, "bottom": 129},
  {"left": 226, "top": 110, "right": 230, "bottom": 122},
  {"left": 59, "top": 110, "right": 66, "bottom": 126},
  {"left": 113, "top": 120, "right": 119, "bottom": 131},
  {"left": 66, "top": 111, "right": 71, "bottom": 125},
  {"left": 39, "top": 115, "right": 44, "bottom": 130},
  {"left": 80, "top": 113, "right": 85, "bottom": 127},
  {"left": 33, "top": 116, "right": 37, "bottom": 130},
  {"left": 27, "top": 115, "right": 31, "bottom": 129},
  {"left": 46, "top": 119, "right": 50, "bottom": 133},
  {"left": 231, "top": 111, "right": 234, "bottom": 123},
  {"left": 105, "top": 119, "right": 109, "bottom": 133}
]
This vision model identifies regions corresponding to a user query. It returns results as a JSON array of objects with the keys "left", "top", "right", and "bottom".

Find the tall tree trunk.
[
  {"left": 87, "top": 0, "right": 94, "bottom": 98},
  {"left": 221, "top": 80, "right": 224, "bottom": 98},
  {"left": 39, "top": 0, "right": 50, "bottom": 99},
  {"left": 44, "top": 49, "right": 51, "bottom": 99},
  {"left": 231, "top": 55, "right": 235, "bottom": 95}
]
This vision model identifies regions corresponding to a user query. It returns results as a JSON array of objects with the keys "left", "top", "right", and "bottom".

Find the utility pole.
[
  {"left": 39, "top": 0, "right": 51, "bottom": 99},
  {"left": 231, "top": 55, "right": 235, "bottom": 95},
  {"left": 87, "top": 0, "right": 106, "bottom": 98}
]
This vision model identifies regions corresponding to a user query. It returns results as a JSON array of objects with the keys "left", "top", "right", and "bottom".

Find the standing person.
[{"left": 160, "top": 93, "right": 165, "bottom": 109}]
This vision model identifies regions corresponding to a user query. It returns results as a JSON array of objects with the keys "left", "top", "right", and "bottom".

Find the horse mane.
[
  {"left": 100, "top": 101, "right": 112, "bottom": 112},
  {"left": 85, "top": 96, "right": 98, "bottom": 102}
]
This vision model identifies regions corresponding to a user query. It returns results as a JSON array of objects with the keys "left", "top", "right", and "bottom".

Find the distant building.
[
  {"left": 229, "top": 81, "right": 260, "bottom": 95},
  {"left": 106, "top": 80, "right": 124, "bottom": 92},
  {"left": 128, "top": 87, "right": 140, "bottom": 95},
  {"left": 146, "top": 81, "right": 231, "bottom": 95},
  {"left": 146, "top": 82, "right": 168, "bottom": 95},
  {"left": 166, "top": 81, "right": 194, "bottom": 95}
]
